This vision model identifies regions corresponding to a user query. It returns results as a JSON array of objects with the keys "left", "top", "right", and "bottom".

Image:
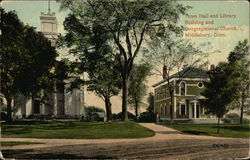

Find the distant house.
[{"left": 152, "top": 67, "right": 216, "bottom": 123}]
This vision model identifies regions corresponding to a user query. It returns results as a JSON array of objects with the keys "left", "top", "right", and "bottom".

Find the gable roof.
[
  {"left": 152, "top": 67, "right": 208, "bottom": 88},
  {"left": 170, "top": 67, "right": 208, "bottom": 79},
  {"left": 188, "top": 94, "right": 206, "bottom": 101}
]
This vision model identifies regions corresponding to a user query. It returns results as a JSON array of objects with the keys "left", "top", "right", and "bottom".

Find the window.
[
  {"left": 179, "top": 103, "right": 186, "bottom": 115},
  {"left": 164, "top": 88, "right": 167, "bottom": 98},
  {"left": 155, "top": 89, "right": 159, "bottom": 100},
  {"left": 180, "top": 82, "right": 186, "bottom": 96},
  {"left": 155, "top": 89, "right": 157, "bottom": 100},
  {"left": 160, "top": 105, "right": 163, "bottom": 115},
  {"left": 197, "top": 82, "right": 204, "bottom": 88},
  {"left": 162, "top": 88, "right": 164, "bottom": 98},
  {"left": 165, "top": 104, "right": 167, "bottom": 115}
]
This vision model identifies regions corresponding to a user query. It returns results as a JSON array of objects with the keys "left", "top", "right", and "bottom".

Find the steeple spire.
[{"left": 48, "top": 0, "right": 51, "bottom": 13}]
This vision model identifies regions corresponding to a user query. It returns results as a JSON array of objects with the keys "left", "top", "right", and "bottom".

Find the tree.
[
  {"left": 201, "top": 63, "right": 239, "bottom": 133},
  {"left": 144, "top": 37, "right": 205, "bottom": 121},
  {"left": 227, "top": 39, "right": 250, "bottom": 124},
  {"left": 54, "top": 59, "right": 72, "bottom": 92},
  {"left": 128, "top": 63, "right": 151, "bottom": 119},
  {"left": 146, "top": 92, "right": 154, "bottom": 113},
  {"left": 58, "top": 20, "right": 121, "bottom": 122},
  {"left": 85, "top": 52, "right": 121, "bottom": 122},
  {"left": 138, "top": 92, "right": 155, "bottom": 122},
  {"left": 0, "top": 8, "right": 57, "bottom": 121},
  {"left": 58, "top": 0, "right": 189, "bottom": 121}
]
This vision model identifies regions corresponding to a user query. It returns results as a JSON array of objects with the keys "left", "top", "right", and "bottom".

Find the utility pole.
[{"left": 0, "top": 3, "right": 5, "bottom": 160}]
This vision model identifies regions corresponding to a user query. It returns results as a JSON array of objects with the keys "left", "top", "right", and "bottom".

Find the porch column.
[
  {"left": 53, "top": 92, "right": 57, "bottom": 116},
  {"left": 173, "top": 97, "right": 176, "bottom": 119},
  {"left": 194, "top": 101, "right": 197, "bottom": 119},
  {"left": 189, "top": 102, "right": 192, "bottom": 119}
]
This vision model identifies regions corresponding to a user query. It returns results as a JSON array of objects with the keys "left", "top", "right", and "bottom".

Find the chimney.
[
  {"left": 163, "top": 65, "right": 167, "bottom": 79},
  {"left": 210, "top": 64, "right": 215, "bottom": 71}
]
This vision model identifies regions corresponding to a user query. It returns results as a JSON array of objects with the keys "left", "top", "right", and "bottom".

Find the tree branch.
[{"left": 132, "top": 23, "right": 147, "bottom": 60}]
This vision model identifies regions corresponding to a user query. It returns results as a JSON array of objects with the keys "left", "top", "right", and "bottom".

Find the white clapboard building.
[{"left": 13, "top": 9, "right": 85, "bottom": 118}]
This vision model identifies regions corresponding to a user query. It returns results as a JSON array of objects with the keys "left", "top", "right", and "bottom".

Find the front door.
[
  {"left": 33, "top": 100, "right": 40, "bottom": 114},
  {"left": 191, "top": 103, "right": 195, "bottom": 118},
  {"left": 196, "top": 104, "right": 200, "bottom": 118}
]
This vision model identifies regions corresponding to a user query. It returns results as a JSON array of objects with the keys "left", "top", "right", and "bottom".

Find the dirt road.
[{"left": 2, "top": 123, "right": 249, "bottom": 159}]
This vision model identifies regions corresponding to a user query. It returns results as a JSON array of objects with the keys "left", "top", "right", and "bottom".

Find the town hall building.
[{"left": 153, "top": 67, "right": 216, "bottom": 123}]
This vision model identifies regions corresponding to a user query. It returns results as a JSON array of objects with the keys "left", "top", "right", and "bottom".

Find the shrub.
[
  {"left": 222, "top": 113, "right": 249, "bottom": 124},
  {"left": 85, "top": 106, "right": 105, "bottom": 121},
  {"left": 92, "top": 113, "right": 102, "bottom": 121},
  {"left": 242, "top": 118, "right": 250, "bottom": 124},
  {"left": 1, "top": 112, "right": 7, "bottom": 121},
  {"left": 138, "top": 112, "right": 155, "bottom": 122},
  {"left": 222, "top": 113, "right": 240, "bottom": 123},
  {"left": 113, "top": 112, "right": 136, "bottom": 121},
  {"left": 244, "top": 109, "right": 250, "bottom": 115},
  {"left": 85, "top": 106, "right": 105, "bottom": 113}
]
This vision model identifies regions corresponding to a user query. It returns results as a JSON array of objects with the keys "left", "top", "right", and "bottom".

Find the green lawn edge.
[
  {"left": 160, "top": 123, "right": 250, "bottom": 138},
  {"left": 2, "top": 120, "right": 155, "bottom": 139}
]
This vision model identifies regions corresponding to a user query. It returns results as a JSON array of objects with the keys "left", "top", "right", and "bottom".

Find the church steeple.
[
  {"left": 40, "top": 0, "right": 57, "bottom": 41},
  {"left": 48, "top": 0, "right": 51, "bottom": 13}
]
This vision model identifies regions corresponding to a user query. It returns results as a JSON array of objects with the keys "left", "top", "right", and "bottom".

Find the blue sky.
[{"left": 1, "top": 0, "right": 249, "bottom": 112}]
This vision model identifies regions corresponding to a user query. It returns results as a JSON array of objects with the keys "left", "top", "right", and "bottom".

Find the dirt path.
[
  {"left": 1, "top": 123, "right": 249, "bottom": 159},
  {"left": 1, "top": 123, "right": 230, "bottom": 150}
]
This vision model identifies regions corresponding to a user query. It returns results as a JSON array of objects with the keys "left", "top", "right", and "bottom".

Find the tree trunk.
[
  {"left": 217, "top": 117, "right": 220, "bottom": 133},
  {"left": 240, "top": 91, "right": 245, "bottom": 124},
  {"left": 6, "top": 97, "right": 12, "bottom": 122},
  {"left": 104, "top": 97, "right": 112, "bottom": 122},
  {"left": 122, "top": 75, "right": 128, "bottom": 121}
]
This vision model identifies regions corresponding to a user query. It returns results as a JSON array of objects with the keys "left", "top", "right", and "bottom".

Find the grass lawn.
[
  {"left": 1, "top": 141, "right": 44, "bottom": 147},
  {"left": 162, "top": 123, "right": 249, "bottom": 138},
  {"left": 2, "top": 120, "right": 154, "bottom": 139}
]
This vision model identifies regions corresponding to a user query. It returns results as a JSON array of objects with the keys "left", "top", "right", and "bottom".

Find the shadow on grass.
[
  {"left": 181, "top": 130, "right": 208, "bottom": 135},
  {"left": 3, "top": 149, "right": 116, "bottom": 159},
  {"left": 2, "top": 149, "right": 32, "bottom": 158},
  {"left": 3, "top": 121, "right": 77, "bottom": 133},
  {"left": 3, "top": 120, "right": 54, "bottom": 125},
  {"left": 156, "top": 131, "right": 181, "bottom": 134},
  {"left": 211, "top": 126, "right": 249, "bottom": 131},
  {"left": 2, "top": 126, "right": 33, "bottom": 136},
  {"left": 28, "top": 154, "right": 116, "bottom": 159}
]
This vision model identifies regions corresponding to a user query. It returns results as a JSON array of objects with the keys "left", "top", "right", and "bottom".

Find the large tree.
[
  {"left": 227, "top": 39, "right": 250, "bottom": 124},
  {"left": 144, "top": 37, "right": 205, "bottom": 120},
  {"left": 58, "top": 0, "right": 189, "bottom": 121},
  {"left": 202, "top": 63, "right": 239, "bottom": 133},
  {"left": 0, "top": 8, "right": 57, "bottom": 121},
  {"left": 85, "top": 52, "right": 121, "bottom": 122},
  {"left": 57, "top": 17, "right": 122, "bottom": 121},
  {"left": 128, "top": 63, "right": 151, "bottom": 119}
]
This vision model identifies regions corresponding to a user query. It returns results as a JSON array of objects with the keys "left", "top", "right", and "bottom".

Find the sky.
[{"left": 1, "top": 0, "right": 249, "bottom": 113}]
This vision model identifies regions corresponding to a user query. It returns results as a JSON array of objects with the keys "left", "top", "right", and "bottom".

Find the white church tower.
[
  {"left": 40, "top": 0, "right": 57, "bottom": 41},
  {"left": 13, "top": 0, "right": 85, "bottom": 119}
]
